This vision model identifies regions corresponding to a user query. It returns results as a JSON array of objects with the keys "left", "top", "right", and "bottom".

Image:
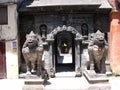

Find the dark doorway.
[
  {"left": 55, "top": 31, "right": 75, "bottom": 72},
  {"left": 19, "top": 14, "right": 35, "bottom": 73},
  {"left": 0, "top": 41, "right": 6, "bottom": 78}
]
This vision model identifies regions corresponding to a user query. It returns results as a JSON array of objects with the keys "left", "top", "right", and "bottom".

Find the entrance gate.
[
  {"left": 55, "top": 31, "right": 75, "bottom": 72},
  {"left": 46, "top": 25, "right": 83, "bottom": 77}
]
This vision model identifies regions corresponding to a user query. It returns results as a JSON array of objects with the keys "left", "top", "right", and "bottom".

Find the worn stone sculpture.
[
  {"left": 88, "top": 30, "right": 108, "bottom": 73},
  {"left": 22, "top": 31, "right": 48, "bottom": 80}
]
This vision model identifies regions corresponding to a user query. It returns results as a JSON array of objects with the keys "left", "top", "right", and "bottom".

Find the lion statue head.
[
  {"left": 25, "top": 31, "right": 38, "bottom": 48},
  {"left": 94, "top": 30, "right": 105, "bottom": 44}
]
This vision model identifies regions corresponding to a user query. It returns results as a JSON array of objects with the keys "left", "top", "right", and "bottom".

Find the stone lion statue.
[
  {"left": 22, "top": 31, "right": 48, "bottom": 79},
  {"left": 88, "top": 30, "right": 108, "bottom": 73}
]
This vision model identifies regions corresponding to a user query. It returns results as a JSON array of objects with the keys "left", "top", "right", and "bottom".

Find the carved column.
[
  {"left": 46, "top": 39, "right": 55, "bottom": 78},
  {"left": 75, "top": 37, "right": 82, "bottom": 77}
]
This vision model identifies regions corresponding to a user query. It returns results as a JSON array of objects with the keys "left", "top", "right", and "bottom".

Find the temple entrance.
[
  {"left": 55, "top": 31, "right": 75, "bottom": 72},
  {"left": 46, "top": 25, "right": 82, "bottom": 77}
]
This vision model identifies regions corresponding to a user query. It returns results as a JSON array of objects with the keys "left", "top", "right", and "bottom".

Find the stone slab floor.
[
  {"left": 45, "top": 77, "right": 89, "bottom": 90},
  {"left": 0, "top": 74, "right": 120, "bottom": 90}
]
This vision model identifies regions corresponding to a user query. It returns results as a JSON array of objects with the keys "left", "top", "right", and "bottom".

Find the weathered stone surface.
[
  {"left": 83, "top": 70, "right": 111, "bottom": 90},
  {"left": 24, "top": 79, "right": 44, "bottom": 85},
  {"left": 88, "top": 30, "right": 108, "bottom": 73},
  {"left": 22, "top": 31, "right": 49, "bottom": 81},
  {"left": 83, "top": 70, "right": 109, "bottom": 84},
  {"left": 23, "top": 79, "right": 44, "bottom": 90},
  {"left": 23, "top": 85, "right": 44, "bottom": 90},
  {"left": 88, "top": 84, "right": 111, "bottom": 90},
  {"left": 22, "top": 31, "right": 44, "bottom": 76}
]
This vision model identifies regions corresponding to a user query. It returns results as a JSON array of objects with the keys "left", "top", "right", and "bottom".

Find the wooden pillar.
[{"left": 110, "top": 12, "right": 120, "bottom": 74}]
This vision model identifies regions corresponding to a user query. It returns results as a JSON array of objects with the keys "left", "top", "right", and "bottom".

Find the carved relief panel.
[{"left": 34, "top": 14, "right": 94, "bottom": 36}]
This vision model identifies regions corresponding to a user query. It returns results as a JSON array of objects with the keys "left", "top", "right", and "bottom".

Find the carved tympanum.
[{"left": 88, "top": 30, "right": 108, "bottom": 73}]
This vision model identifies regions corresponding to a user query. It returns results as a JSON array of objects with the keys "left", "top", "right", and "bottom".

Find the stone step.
[
  {"left": 24, "top": 79, "right": 44, "bottom": 85},
  {"left": 23, "top": 79, "right": 44, "bottom": 90},
  {"left": 23, "top": 85, "right": 44, "bottom": 90}
]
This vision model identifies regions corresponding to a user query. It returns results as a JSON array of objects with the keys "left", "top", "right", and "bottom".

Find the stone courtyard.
[{"left": 0, "top": 72, "right": 120, "bottom": 90}]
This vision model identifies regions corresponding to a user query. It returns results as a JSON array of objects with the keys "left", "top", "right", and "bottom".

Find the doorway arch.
[
  {"left": 47, "top": 25, "right": 82, "bottom": 40},
  {"left": 55, "top": 31, "right": 75, "bottom": 72},
  {"left": 46, "top": 25, "right": 83, "bottom": 77}
]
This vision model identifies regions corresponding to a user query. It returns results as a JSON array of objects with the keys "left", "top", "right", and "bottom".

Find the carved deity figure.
[
  {"left": 88, "top": 30, "right": 108, "bottom": 73},
  {"left": 22, "top": 31, "right": 48, "bottom": 79}
]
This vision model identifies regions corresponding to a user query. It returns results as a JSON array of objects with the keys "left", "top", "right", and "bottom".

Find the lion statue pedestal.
[{"left": 83, "top": 30, "right": 110, "bottom": 86}]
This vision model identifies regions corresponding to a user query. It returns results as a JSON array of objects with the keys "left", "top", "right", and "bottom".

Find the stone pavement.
[
  {"left": 0, "top": 79, "right": 24, "bottom": 90},
  {"left": 109, "top": 76, "right": 120, "bottom": 90},
  {"left": 45, "top": 77, "right": 89, "bottom": 90},
  {"left": 0, "top": 76, "right": 120, "bottom": 90}
]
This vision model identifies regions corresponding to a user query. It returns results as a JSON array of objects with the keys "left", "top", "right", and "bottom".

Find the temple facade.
[{"left": 18, "top": 0, "right": 112, "bottom": 77}]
